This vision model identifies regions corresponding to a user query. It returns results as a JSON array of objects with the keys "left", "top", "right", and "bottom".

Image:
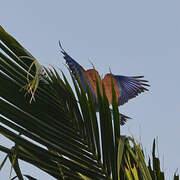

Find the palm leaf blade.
[{"left": 0, "top": 26, "right": 178, "bottom": 180}]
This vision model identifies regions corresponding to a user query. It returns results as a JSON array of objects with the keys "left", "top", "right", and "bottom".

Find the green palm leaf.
[{"left": 0, "top": 26, "right": 178, "bottom": 180}]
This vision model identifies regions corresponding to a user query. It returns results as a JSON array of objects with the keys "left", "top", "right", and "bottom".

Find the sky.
[{"left": 0, "top": 0, "right": 180, "bottom": 179}]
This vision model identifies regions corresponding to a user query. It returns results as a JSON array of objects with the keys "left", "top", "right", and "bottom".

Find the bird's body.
[
  {"left": 84, "top": 70, "right": 121, "bottom": 104},
  {"left": 59, "top": 43, "right": 150, "bottom": 125}
]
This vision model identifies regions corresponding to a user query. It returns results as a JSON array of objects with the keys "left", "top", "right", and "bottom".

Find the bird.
[{"left": 59, "top": 42, "right": 150, "bottom": 125}]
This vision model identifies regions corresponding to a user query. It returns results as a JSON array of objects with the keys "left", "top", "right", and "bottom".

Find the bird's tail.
[
  {"left": 120, "top": 113, "right": 132, "bottom": 125},
  {"left": 110, "top": 109, "right": 131, "bottom": 125}
]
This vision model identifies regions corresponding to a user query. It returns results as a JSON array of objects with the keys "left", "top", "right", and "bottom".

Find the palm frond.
[{"left": 0, "top": 26, "right": 178, "bottom": 180}]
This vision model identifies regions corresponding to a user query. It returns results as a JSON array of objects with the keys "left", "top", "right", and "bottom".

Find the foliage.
[{"left": 0, "top": 26, "right": 178, "bottom": 180}]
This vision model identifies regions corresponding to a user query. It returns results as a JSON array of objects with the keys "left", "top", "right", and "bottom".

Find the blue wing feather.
[
  {"left": 113, "top": 75, "right": 150, "bottom": 105},
  {"left": 59, "top": 43, "right": 87, "bottom": 90},
  {"left": 59, "top": 43, "right": 97, "bottom": 102}
]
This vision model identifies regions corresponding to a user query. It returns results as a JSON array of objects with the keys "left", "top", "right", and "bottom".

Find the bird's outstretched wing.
[
  {"left": 59, "top": 42, "right": 87, "bottom": 90},
  {"left": 113, "top": 75, "right": 150, "bottom": 105},
  {"left": 59, "top": 43, "right": 98, "bottom": 100},
  {"left": 59, "top": 42, "right": 84, "bottom": 73}
]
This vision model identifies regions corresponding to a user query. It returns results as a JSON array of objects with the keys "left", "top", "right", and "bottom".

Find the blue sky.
[{"left": 0, "top": 0, "right": 180, "bottom": 179}]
